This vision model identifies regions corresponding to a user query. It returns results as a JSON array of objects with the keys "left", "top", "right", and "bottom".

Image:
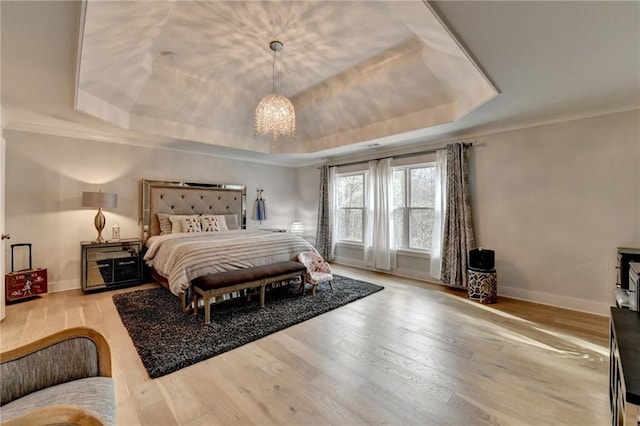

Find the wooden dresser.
[{"left": 609, "top": 307, "right": 640, "bottom": 425}]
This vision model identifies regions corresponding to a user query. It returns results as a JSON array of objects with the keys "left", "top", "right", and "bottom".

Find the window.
[
  {"left": 392, "top": 164, "right": 436, "bottom": 251},
  {"left": 334, "top": 162, "right": 436, "bottom": 251},
  {"left": 336, "top": 173, "right": 365, "bottom": 243}
]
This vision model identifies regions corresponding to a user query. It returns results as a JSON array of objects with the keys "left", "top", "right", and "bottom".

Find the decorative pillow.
[
  {"left": 169, "top": 214, "right": 201, "bottom": 233},
  {"left": 223, "top": 214, "right": 239, "bottom": 230},
  {"left": 157, "top": 213, "right": 172, "bottom": 235},
  {"left": 182, "top": 215, "right": 202, "bottom": 233},
  {"left": 200, "top": 215, "right": 228, "bottom": 232}
]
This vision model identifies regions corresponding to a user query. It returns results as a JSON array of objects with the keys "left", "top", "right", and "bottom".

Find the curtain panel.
[
  {"left": 315, "top": 165, "right": 334, "bottom": 260},
  {"left": 429, "top": 149, "right": 448, "bottom": 280},
  {"left": 441, "top": 143, "right": 476, "bottom": 287},
  {"left": 364, "top": 158, "right": 395, "bottom": 271}
]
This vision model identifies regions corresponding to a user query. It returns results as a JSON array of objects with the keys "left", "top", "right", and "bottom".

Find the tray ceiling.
[{"left": 75, "top": 0, "right": 498, "bottom": 154}]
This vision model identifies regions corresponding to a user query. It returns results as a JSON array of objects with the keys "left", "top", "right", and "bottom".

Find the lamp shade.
[
  {"left": 82, "top": 191, "right": 117, "bottom": 209},
  {"left": 254, "top": 94, "right": 296, "bottom": 141},
  {"left": 291, "top": 221, "right": 304, "bottom": 236}
]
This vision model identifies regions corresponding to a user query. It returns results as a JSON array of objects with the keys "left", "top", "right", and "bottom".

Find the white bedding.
[{"left": 144, "top": 230, "right": 316, "bottom": 295}]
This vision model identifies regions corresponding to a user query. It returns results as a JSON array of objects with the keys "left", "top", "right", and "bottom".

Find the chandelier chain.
[{"left": 272, "top": 48, "right": 277, "bottom": 94}]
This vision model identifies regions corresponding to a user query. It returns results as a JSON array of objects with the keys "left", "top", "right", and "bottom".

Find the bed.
[{"left": 141, "top": 179, "right": 316, "bottom": 312}]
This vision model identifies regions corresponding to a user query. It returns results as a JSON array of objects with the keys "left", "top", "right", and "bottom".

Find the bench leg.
[
  {"left": 192, "top": 291, "right": 199, "bottom": 316},
  {"left": 259, "top": 284, "right": 265, "bottom": 308},
  {"left": 203, "top": 294, "right": 211, "bottom": 325},
  {"left": 180, "top": 293, "right": 188, "bottom": 314}
]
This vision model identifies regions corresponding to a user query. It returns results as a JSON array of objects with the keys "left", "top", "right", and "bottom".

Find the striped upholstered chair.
[
  {"left": 0, "top": 327, "right": 115, "bottom": 426},
  {"left": 297, "top": 251, "right": 334, "bottom": 296}
]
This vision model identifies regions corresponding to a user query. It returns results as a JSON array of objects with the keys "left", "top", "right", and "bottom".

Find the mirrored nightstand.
[{"left": 81, "top": 239, "right": 142, "bottom": 292}]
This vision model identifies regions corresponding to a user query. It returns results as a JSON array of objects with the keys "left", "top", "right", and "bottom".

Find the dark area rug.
[{"left": 112, "top": 275, "right": 384, "bottom": 378}]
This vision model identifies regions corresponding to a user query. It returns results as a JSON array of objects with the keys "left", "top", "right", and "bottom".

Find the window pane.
[
  {"left": 338, "top": 208, "right": 363, "bottom": 242},
  {"left": 337, "top": 175, "right": 364, "bottom": 208},
  {"left": 410, "top": 208, "right": 434, "bottom": 249},
  {"left": 393, "top": 207, "right": 404, "bottom": 248},
  {"left": 410, "top": 167, "right": 435, "bottom": 208},
  {"left": 392, "top": 170, "right": 405, "bottom": 208}
]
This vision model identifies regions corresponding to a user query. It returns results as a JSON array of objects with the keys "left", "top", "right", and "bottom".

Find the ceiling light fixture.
[{"left": 254, "top": 40, "right": 296, "bottom": 142}]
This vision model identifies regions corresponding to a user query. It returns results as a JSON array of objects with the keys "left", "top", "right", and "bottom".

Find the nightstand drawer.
[
  {"left": 86, "top": 260, "right": 113, "bottom": 287},
  {"left": 113, "top": 258, "right": 140, "bottom": 283}
]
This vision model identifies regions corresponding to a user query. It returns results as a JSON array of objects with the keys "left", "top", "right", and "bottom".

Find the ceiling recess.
[{"left": 74, "top": 0, "right": 498, "bottom": 155}]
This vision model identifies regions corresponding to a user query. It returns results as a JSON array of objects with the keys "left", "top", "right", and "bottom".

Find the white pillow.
[
  {"left": 169, "top": 215, "right": 184, "bottom": 233},
  {"left": 200, "top": 214, "right": 228, "bottom": 232},
  {"left": 169, "top": 215, "right": 201, "bottom": 233}
]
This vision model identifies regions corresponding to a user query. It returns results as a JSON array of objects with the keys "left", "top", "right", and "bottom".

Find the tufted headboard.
[{"left": 141, "top": 179, "right": 246, "bottom": 241}]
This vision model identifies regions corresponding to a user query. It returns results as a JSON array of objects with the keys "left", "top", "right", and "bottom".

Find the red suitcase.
[{"left": 5, "top": 243, "right": 48, "bottom": 302}]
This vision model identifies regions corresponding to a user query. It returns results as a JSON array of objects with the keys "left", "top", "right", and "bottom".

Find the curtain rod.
[{"left": 319, "top": 141, "right": 475, "bottom": 169}]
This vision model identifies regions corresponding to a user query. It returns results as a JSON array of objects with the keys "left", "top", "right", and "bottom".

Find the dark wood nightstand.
[{"left": 81, "top": 239, "right": 143, "bottom": 292}]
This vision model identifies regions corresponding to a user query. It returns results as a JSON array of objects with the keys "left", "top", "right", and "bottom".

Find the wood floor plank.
[{"left": 0, "top": 265, "right": 610, "bottom": 425}]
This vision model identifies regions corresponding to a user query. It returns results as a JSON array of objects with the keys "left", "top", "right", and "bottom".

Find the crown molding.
[{"left": 3, "top": 104, "right": 637, "bottom": 170}]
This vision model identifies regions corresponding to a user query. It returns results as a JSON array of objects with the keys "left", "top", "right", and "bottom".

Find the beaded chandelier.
[{"left": 254, "top": 41, "right": 296, "bottom": 141}]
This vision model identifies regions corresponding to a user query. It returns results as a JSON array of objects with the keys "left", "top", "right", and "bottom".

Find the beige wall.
[
  {"left": 294, "top": 165, "right": 320, "bottom": 241},
  {"left": 298, "top": 109, "right": 640, "bottom": 315},
  {"left": 471, "top": 110, "right": 639, "bottom": 314},
  {"left": 4, "top": 130, "right": 298, "bottom": 292}
]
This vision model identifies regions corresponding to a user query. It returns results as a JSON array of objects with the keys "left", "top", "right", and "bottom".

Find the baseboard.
[
  {"left": 333, "top": 260, "right": 610, "bottom": 316},
  {"left": 497, "top": 285, "right": 610, "bottom": 317},
  {"left": 332, "top": 257, "right": 366, "bottom": 269},
  {"left": 333, "top": 258, "right": 435, "bottom": 280},
  {"left": 388, "top": 267, "right": 431, "bottom": 282},
  {"left": 47, "top": 279, "right": 81, "bottom": 294}
]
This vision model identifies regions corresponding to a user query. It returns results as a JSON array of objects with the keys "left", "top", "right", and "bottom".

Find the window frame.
[{"left": 335, "top": 171, "right": 367, "bottom": 244}]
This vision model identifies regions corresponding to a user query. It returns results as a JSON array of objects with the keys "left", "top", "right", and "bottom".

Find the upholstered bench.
[{"left": 191, "top": 261, "right": 307, "bottom": 325}]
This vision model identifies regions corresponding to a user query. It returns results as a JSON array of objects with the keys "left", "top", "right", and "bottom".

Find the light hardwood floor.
[{"left": 1, "top": 265, "right": 610, "bottom": 425}]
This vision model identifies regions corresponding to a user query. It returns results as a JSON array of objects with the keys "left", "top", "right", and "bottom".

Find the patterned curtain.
[
  {"left": 315, "top": 165, "right": 333, "bottom": 260},
  {"left": 441, "top": 143, "right": 476, "bottom": 287}
]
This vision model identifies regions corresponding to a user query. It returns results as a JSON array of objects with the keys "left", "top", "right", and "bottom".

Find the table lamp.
[{"left": 82, "top": 191, "right": 118, "bottom": 243}]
